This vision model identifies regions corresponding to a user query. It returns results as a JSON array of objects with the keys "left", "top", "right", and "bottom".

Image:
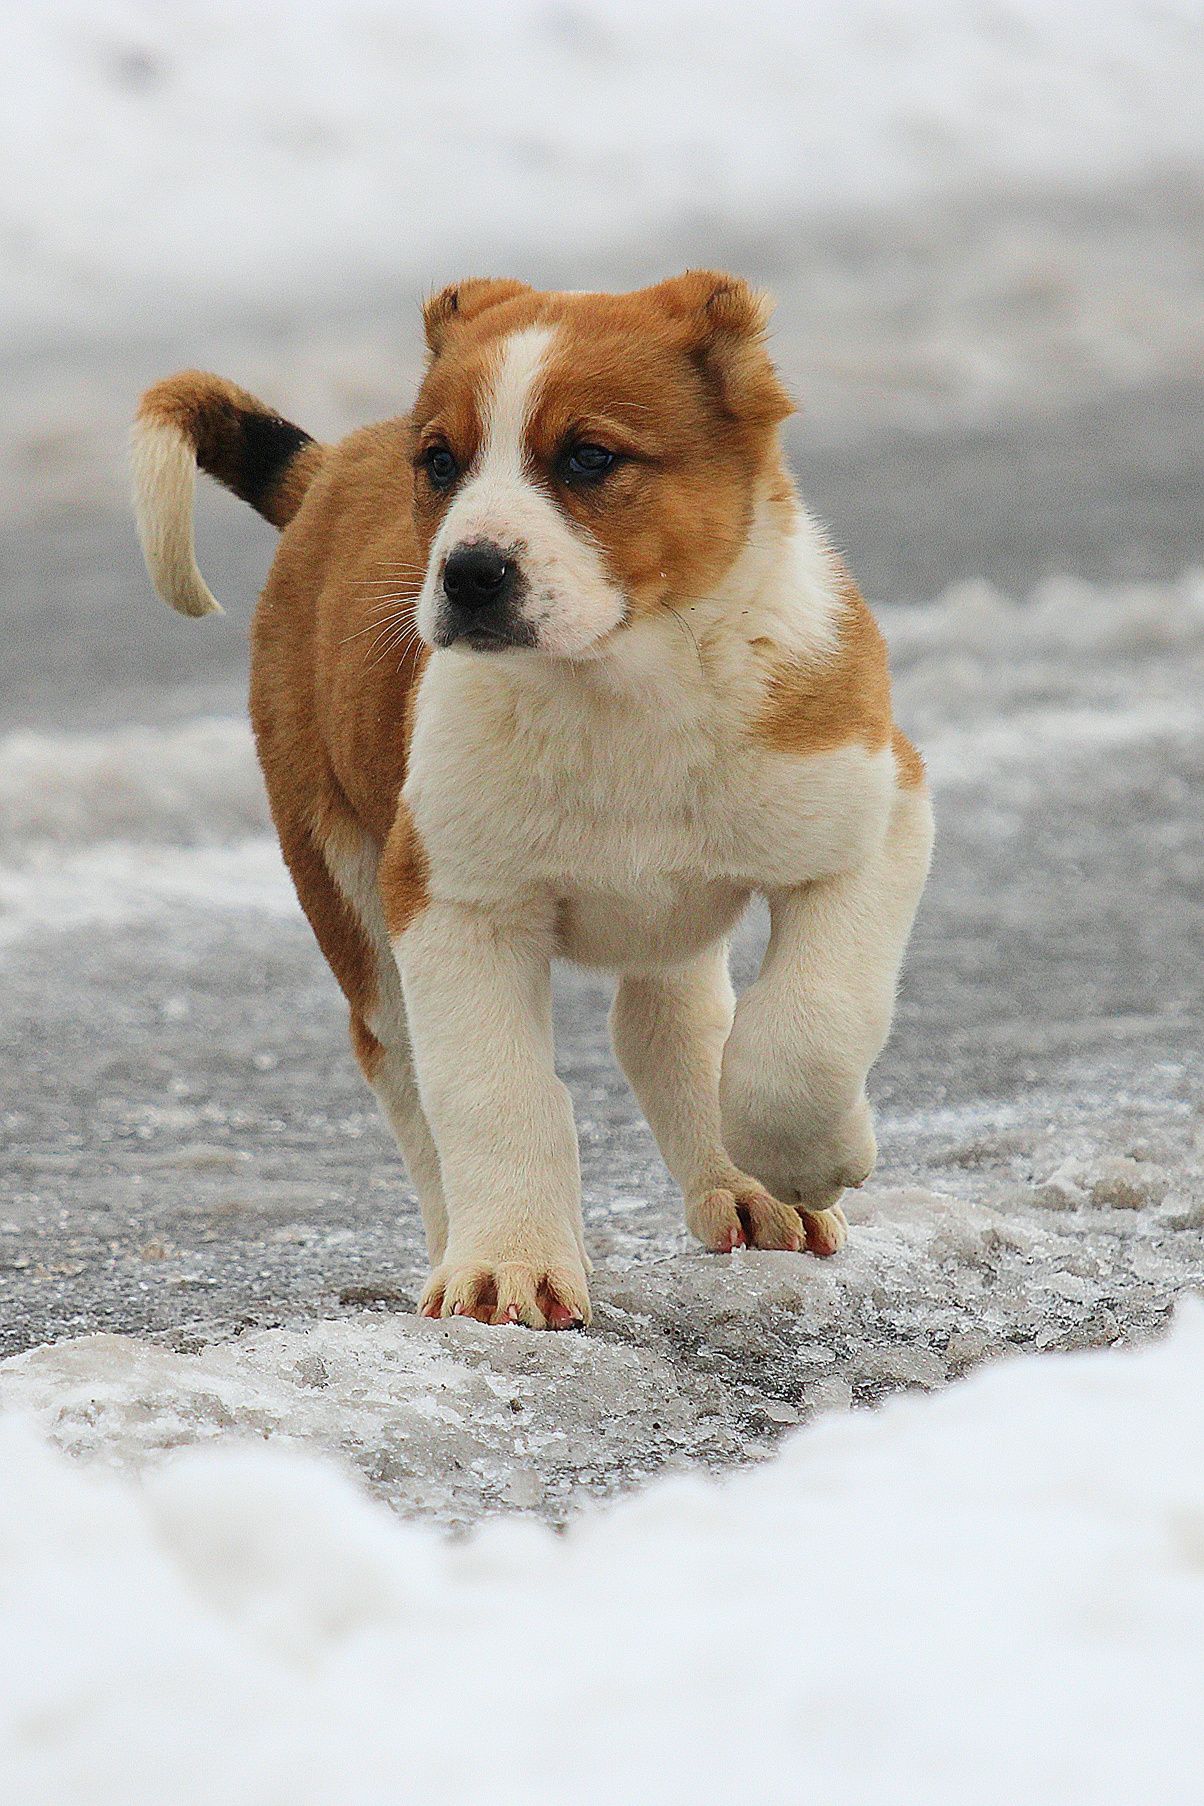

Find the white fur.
[
  {"left": 415, "top": 325, "right": 628, "bottom": 658},
  {"left": 130, "top": 419, "right": 223, "bottom": 618},
  {"left": 719, "top": 784, "right": 934, "bottom": 1207},
  {"left": 399, "top": 898, "right": 588, "bottom": 1296},
  {"left": 391, "top": 490, "right": 933, "bottom": 1318}
]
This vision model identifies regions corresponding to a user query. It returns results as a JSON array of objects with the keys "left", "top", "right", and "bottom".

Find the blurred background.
[{"left": 4, "top": 0, "right": 1202, "bottom": 729}]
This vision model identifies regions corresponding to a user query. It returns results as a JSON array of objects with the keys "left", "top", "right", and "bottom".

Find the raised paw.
[
  {"left": 687, "top": 1183, "right": 803, "bottom": 1254},
  {"left": 729, "top": 1095, "right": 877, "bottom": 1224},
  {"left": 419, "top": 1257, "right": 591, "bottom": 1331}
]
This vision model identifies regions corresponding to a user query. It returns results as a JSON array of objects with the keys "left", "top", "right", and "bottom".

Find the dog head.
[{"left": 409, "top": 273, "right": 793, "bottom": 659}]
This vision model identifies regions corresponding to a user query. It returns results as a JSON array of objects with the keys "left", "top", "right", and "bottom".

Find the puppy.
[{"left": 132, "top": 272, "right": 932, "bottom": 1331}]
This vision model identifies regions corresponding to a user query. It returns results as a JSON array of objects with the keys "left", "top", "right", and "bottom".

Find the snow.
[
  {"left": 0, "top": 718, "right": 268, "bottom": 851},
  {"left": 1, "top": 1304, "right": 1202, "bottom": 1804},
  {"left": 4, "top": 0, "right": 1202, "bottom": 344},
  {"left": 2, "top": 1169, "right": 1201, "bottom": 1532}
]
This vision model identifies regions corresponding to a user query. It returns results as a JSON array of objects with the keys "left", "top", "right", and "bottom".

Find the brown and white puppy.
[{"left": 132, "top": 272, "right": 933, "bottom": 1331}]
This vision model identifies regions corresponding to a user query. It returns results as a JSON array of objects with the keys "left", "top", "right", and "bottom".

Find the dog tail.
[{"left": 131, "top": 372, "right": 326, "bottom": 617}]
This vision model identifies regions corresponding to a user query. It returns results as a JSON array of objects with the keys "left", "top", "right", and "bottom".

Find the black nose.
[{"left": 442, "top": 542, "right": 516, "bottom": 614}]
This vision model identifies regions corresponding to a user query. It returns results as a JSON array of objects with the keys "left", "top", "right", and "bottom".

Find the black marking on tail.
[
  {"left": 235, "top": 411, "right": 314, "bottom": 515},
  {"left": 190, "top": 397, "right": 315, "bottom": 522}
]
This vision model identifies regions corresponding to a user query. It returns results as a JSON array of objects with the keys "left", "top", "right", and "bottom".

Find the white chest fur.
[{"left": 404, "top": 595, "right": 894, "bottom": 973}]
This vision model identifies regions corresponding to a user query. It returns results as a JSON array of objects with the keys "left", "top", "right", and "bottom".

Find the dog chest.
[{"left": 405, "top": 654, "right": 894, "bottom": 942}]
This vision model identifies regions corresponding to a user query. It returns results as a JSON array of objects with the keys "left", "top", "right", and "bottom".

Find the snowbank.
[
  {"left": 1, "top": 1305, "right": 1201, "bottom": 1805},
  {"left": 4, "top": 0, "right": 1202, "bottom": 343}
]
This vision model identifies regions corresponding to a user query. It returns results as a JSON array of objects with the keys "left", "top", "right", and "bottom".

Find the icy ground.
[
  {"left": 2, "top": 1308, "right": 1202, "bottom": 1804},
  {"left": 1, "top": 574, "right": 1201, "bottom": 1530}
]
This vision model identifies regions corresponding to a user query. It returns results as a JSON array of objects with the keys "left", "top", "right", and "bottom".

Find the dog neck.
[{"left": 539, "top": 472, "right": 843, "bottom": 709}]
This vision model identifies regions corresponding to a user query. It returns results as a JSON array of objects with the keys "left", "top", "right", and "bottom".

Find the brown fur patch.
[
  {"left": 754, "top": 575, "right": 893, "bottom": 760},
  {"left": 349, "top": 1012, "right": 384, "bottom": 1082},
  {"left": 423, "top": 278, "right": 534, "bottom": 355},
  {"left": 892, "top": 727, "right": 927, "bottom": 790},
  {"left": 249, "top": 417, "right": 432, "bottom": 1027},
  {"left": 379, "top": 796, "right": 431, "bottom": 940}
]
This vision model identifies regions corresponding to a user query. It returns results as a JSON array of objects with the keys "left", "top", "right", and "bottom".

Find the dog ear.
[
  {"left": 650, "top": 270, "right": 793, "bottom": 425},
  {"left": 423, "top": 279, "right": 533, "bottom": 355}
]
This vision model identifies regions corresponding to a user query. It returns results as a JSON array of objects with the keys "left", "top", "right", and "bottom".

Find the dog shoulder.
[
  {"left": 751, "top": 563, "right": 889, "bottom": 753},
  {"left": 749, "top": 563, "right": 924, "bottom": 791}
]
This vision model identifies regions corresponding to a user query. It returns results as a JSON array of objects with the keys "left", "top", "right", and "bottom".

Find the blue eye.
[
  {"left": 566, "top": 443, "right": 616, "bottom": 480},
  {"left": 424, "top": 445, "right": 458, "bottom": 490}
]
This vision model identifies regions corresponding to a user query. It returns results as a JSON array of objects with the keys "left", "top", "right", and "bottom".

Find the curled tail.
[{"left": 132, "top": 371, "right": 326, "bottom": 617}]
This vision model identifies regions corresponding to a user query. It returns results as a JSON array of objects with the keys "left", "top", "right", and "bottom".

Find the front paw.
[
  {"left": 419, "top": 1255, "right": 591, "bottom": 1330},
  {"left": 722, "top": 1090, "right": 877, "bottom": 1222},
  {"left": 687, "top": 1182, "right": 803, "bottom": 1253}
]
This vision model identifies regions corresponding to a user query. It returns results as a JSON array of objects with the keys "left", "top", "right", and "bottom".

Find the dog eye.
[
  {"left": 424, "top": 445, "right": 459, "bottom": 490},
  {"left": 565, "top": 443, "right": 616, "bottom": 481}
]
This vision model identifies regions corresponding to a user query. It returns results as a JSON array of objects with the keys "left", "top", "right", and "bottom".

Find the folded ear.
[
  {"left": 649, "top": 270, "right": 793, "bottom": 425},
  {"left": 422, "top": 278, "right": 533, "bottom": 355}
]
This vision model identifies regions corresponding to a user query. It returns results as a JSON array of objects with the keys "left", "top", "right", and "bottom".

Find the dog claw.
[
  {"left": 420, "top": 1260, "right": 591, "bottom": 1331},
  {"left": 691, "top": 1185, "right": 800, "bottom": 1253}
]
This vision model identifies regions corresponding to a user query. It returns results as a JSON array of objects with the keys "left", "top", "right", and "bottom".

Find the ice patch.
[
  {"left": 0, "top": 839, "right": 293, "bottom": 947},
  {"left": 0, "top": 717, "right": 265, "bottom": 849},
  {"left": 1, "top": 1305, "right": 1201, "bottom": 1804}
]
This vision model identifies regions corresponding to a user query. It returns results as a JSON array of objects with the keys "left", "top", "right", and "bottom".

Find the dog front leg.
[
  {"left": 394, "top": 900, "right": 590, "bottom": 1329},
  {"left": 720, "top": 786, "right": 933, "bottom": 1241},
  {"left": 610, "top": 945, "right": 805, "bottom": 1254}
]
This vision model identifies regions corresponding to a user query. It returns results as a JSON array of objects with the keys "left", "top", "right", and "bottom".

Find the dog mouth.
[
  {"left": 434, "top": 619, "right": 537, "bottom": 654},
  {"left": 459, "top": 627, "right": 524, "bottom": 653}
]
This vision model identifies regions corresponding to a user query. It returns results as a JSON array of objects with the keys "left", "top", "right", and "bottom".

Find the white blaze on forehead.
[{"left": 475, "top": 324, "right": 557, "bottom": 485}]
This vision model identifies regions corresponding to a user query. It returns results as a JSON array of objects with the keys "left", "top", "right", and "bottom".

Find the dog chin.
[{"left": 524, "top": 597, "right": 629, "bottom": 661}]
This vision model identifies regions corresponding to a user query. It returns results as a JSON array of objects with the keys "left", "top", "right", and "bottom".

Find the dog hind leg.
[{"left": 275, "top": 808, "right": 447, "bottom": 1261}]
